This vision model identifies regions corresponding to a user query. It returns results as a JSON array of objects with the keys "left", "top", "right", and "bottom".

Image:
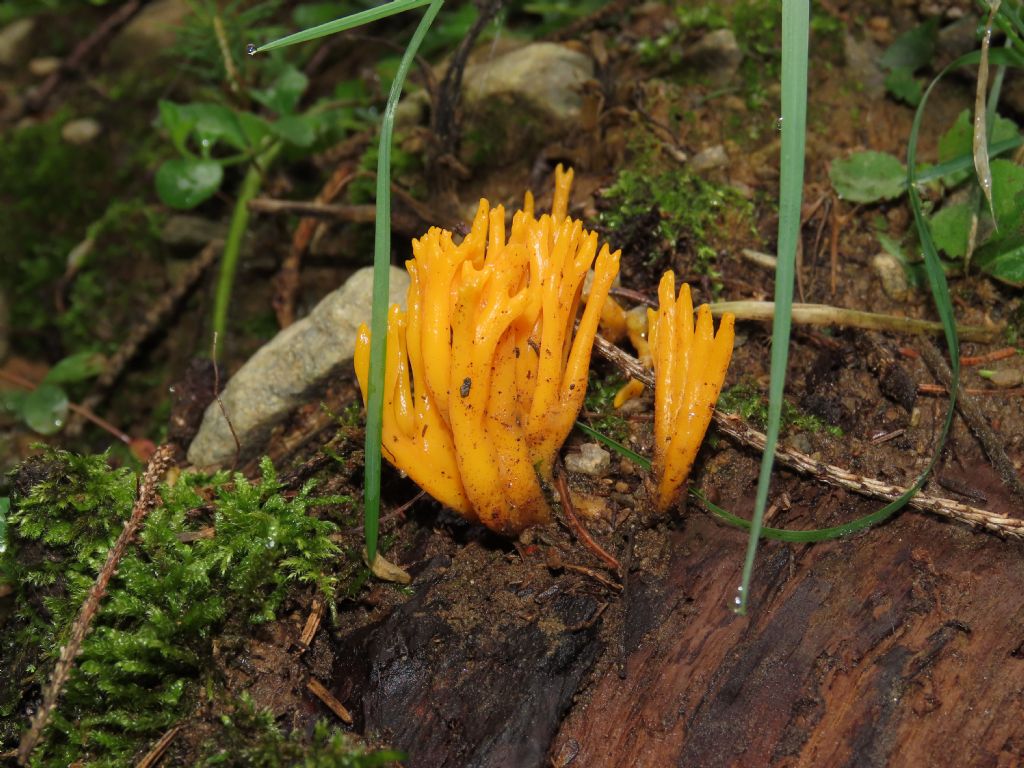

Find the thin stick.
[
  {"left": 553, "top": 466, "right": 622, "bottom": 576},
  {"left": 707, "top": 300, "right": 998, "bottom": 343},
  {"left": 68, "top": 240, "right": 222, "bottom": 436},
  {"left": 272, "top": 165, "right": 356, "bottom": 328},
  {"left": 24, "top": 0, "right": 141, "bottom": 113},
  {"left": 298, "top": 597, "right": 325, "bottom": 651},
  {"left": 306, "top": 678, "right": 353, "bottom": 725},
  {"left": 17, "top": 445, "right": 176, "bottom": 765},
  {"left": 136, "top": 724, "right": 181, "bottom": 768},
  {"left": 210, "top": 333, "right": 241, "bottom": 471},
  {"left": 590, "top": 335, "right": 1024, "bottom": 539}
]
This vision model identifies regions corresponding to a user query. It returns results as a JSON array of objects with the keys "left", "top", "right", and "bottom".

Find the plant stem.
[{"left": 211, "top": 141, "right": 281, "bottom": 359}]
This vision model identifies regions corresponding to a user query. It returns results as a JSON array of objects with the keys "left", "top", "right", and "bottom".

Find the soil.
[{"left": 3, "top": 1, "right": 1024, "bottom": 766}]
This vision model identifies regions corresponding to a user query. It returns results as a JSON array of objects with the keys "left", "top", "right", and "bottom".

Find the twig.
[
  {"left": 297, "top": 597, "right": 325, "bottom": 651},
  {"left": 213, "top": 14, "right": 243, "bottom": 96},
  {"left": 590, "top": 335, "right": 1024, "bottom": 539},
  {"left": 136, "top": 724, "right": 181, "bottom": 768},
  {"left": 960, "top": 347, "right": 1018, "bottom": 366},
  {"left": 553, "top": 466, "right": 622, "bottom": 576},
  {"left": 272, "top": 164, "right": 356, "bottom": 328},
  {"left": 67, "top": 240, "right": 222, "bottom": 437},
  {"left": 0, "top": 369, "right": 131, "bottom": 445},
  {"left": 210, "top": 333, "right": 241, "bottom": 471},
  {"left": 306, "top": 678, "right": 353, "bottom": 725},
  {"left": 563, "top": 563, "right": 622, "bottom": 592},
  {"left": 17, "top": 445, "right": 176, "bottom": 765},
  {"left": 707, "top": 300, "right": 999, "bottom": 343},
  {"left": 918, "top": 383, "right": 1024, "bottom": 397},
  {"left": 919, "top": 339, "right": 1024, "bottom": 501},
  {"left": 247, "top": 197, "right": 423, "bottom": 235},
  {"left": 24, "top": 0, "right": 141, "bottom": 114}
]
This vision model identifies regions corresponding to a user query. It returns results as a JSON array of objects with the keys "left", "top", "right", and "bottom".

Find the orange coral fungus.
[
  {"left": 354, "top": 166, "right": 621, "bottom": 535},
  {"left": 648, "top": 271, "right": 735, "bottom": 512}
]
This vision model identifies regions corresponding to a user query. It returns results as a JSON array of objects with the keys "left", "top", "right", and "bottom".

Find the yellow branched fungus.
[
  {"left": 648, "top": 271, "right": 735, "bottom": 512},
  {"left": 354, "top": 166, "right": 621, "bottom": 535}
]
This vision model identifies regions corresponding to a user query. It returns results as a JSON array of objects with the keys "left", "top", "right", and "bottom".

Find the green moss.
[
  {"left": 582, "top": 372, "right": 630, "bottom": 443},
  {"left": 718, "top": 382, "right": 843, "bottom": 437},
  {"left": 197, "top": 693, "right": 402, "bottom": 767},
  {"left": 599, "top": 162, "right": 752, "bottom": 287},
  {"left": 1, "top": 450, "right": 349, "bottom": 766}
]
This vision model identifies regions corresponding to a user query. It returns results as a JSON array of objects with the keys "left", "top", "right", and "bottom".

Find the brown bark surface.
[{"left": 334, "top": 504, "right": 1024, "bottom": 768}]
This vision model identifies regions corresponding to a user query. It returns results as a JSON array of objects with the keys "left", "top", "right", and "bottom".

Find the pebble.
[
  {"left": 61, "top": 117, "right": 102, "bottom": 145},
  {"left": 564, "top": 442, "right": 612, "bottom": 477},
  {"left": 28, "top": 56, "right": 60, "bottom": 77},
  {"left": 690, "top": 144, "right": 729, "bottom": 173},
  {"left": 0, "top": 18, "right": 34, "bottom": 68},
  {"left": 871, "top": 252, "right": 912, "bottom": 301}
]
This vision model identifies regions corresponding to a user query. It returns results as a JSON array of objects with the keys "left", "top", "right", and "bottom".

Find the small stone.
[
  {"left": 681, "top": 29, "right": 742, "bottom": 86},
  {"left": 788, "top": 433, "right": 813, "bottom": 455},
  {"left": 187, "top": 266, "right": 410, "bottom": 467},
  {"left": 984, "top": 369, "right": 1023, "bottom": 388},
  {"left": 61, "top": 117, "right": 102, "bottom": 145},
  {"left": 614, "top": 481, "right": 629, "bottom": 494},
  {"left": 843, "top": 33, "right": 886, "bottom": 98},
  {"left": 690, "top": 144, "right": 728, "bottom": 173},
  {"left": 564, "top": 442, "right": 612, "bottom": 477},
  {"left": 28, "top": 56, "right": 60, "bottom": 77},
  {"left": 0, "top": 18, "right": 34, "bottom": 68},
  {"left": 871, "top": 252, "right": 912, "bottom": 301},
  {"left": 160, "top": 214, "right": 229, "bottom": 248}
]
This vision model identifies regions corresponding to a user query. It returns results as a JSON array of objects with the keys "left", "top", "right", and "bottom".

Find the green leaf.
[
  {"left": 158, "top": 100, "right": 197, "bottom": 156},
  {"left": 187, "top": 103, "right": 248, "bottom": 152},
  {"left": 254, "top": 0, "right": 433, "bottom": 53},
  {"left": 939, "top": 110, "right": 1021, "bottom": 187},
  {"left": 251, "top": 66, "right": 309, "bottom": 116},
  {"left": 880, "top": 18, "right": 937, "bottom": 71},
  {"left": 829, "top": 150, "right": 905, "bottom": 203},
  {"left": 929, "top": 202, "right": 972, "bottom": 258},
  {"left": 292, "top": 2, "right": 361, "bottom": 29},
  {"left": 884, "top": 67, "right": 922, "bottom": 106},
  {"left": 975, "top": 234, "right": 1024, "bottom": 286},
  {"left": 990, "top": 158, "right": 1024, "bottom": 233},
  {"left": 270, "top": 114, "right": 315, "bottom": 147},
  {"left": 22, "top": 383, "right": 69, "bottom": 435},
  {"left": 44, "top": 351, "right": 106, "bottom": 384},
  {"left": 155, "top": 158, "right": 224, "bottom": 210}
]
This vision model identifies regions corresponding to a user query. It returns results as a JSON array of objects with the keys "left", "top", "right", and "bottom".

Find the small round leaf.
[
  {"left": 155, "top": 158, "right": 224, "bottom": 210},
  {"left": 22, "top": 383, "right": 69, "bottom": 435}
]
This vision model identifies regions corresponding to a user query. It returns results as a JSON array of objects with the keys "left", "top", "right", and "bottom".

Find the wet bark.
[{"left": 332, "top": 505, "right": 1024, "bottom": 767}]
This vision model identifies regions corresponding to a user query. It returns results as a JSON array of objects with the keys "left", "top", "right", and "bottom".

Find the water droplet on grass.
[{"left": 246, "top": 43, "right": 257, "bottom": 56}]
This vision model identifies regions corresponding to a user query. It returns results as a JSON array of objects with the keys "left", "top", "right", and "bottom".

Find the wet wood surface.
[{"left": 332, "top": 505, "right": 1024, "bottom": 767}]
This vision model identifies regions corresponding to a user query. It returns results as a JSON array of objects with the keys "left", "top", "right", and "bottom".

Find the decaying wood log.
[{"left": 331, "top": 494, "right": 1024, "bottom": 767}]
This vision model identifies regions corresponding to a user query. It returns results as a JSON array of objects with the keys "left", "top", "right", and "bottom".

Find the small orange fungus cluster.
[
  {"left": 354, "top": 168, "right": 736, "bottom": 534},
  {"left": 648, "top": 272, "right": 735, "bottom": 512},
  {"left": 354, "top": 166, "right": 621, "bottom": 535}
]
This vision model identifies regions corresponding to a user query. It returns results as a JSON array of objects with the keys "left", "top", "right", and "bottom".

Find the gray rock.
[
  {"left": 459, "top": 42, "right": 593, "bottom": 164},
  {"left": 564, "top": 442, "right": 612, "bottom": 477},
  {"left": 681, "top": 29, "right": 742, "bottom": 86},
  {"left": 61, "top": 117, "right": 101, "bottom": 145},
  {"left": 690, "top": 144, "right": 728, "bottom": 172},
  {"left": 871, "top": 252, "right": 912, "bottom": 301},
  {"left": 936, "top": 15, "right": 980, "bottom": 68},
  {"left": 106, "top": 0, "right": 190, "bottom": 69},
  {"left": 0, "top": 18, "right": 34, "bottom": 68},
  {"left": 161, "top": 214, "right": 229, "bottom": 248},
  {"left": 28, "top": 56, "right": 60, "bottom": 77},
  {"left": 843, "top": 33, "right": 886, "bottom": 98},
  {"left": 187, "top": 265, "right": 409, "bottom": 468}
]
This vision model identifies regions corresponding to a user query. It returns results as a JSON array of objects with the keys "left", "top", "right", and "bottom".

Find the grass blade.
[
  {"left": 735, "top": 0, "right": 808, "bottom": 614},
  {"left": 364, "top": 0, "right": 445, "bottom": 565},
  {"left": 251, "top": 0, "right": 434, "bottom": 53}
]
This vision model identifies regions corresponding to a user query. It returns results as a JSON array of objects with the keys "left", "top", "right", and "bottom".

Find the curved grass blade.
[
  {"left": 364, "top": 0, "right": 445, "bottom": 565},
  {"left": 735, "top": 0, "right": 808, "bottom": 615},
  {"left": 251, "top": 0, "right": 434, "bottom": 53}
]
